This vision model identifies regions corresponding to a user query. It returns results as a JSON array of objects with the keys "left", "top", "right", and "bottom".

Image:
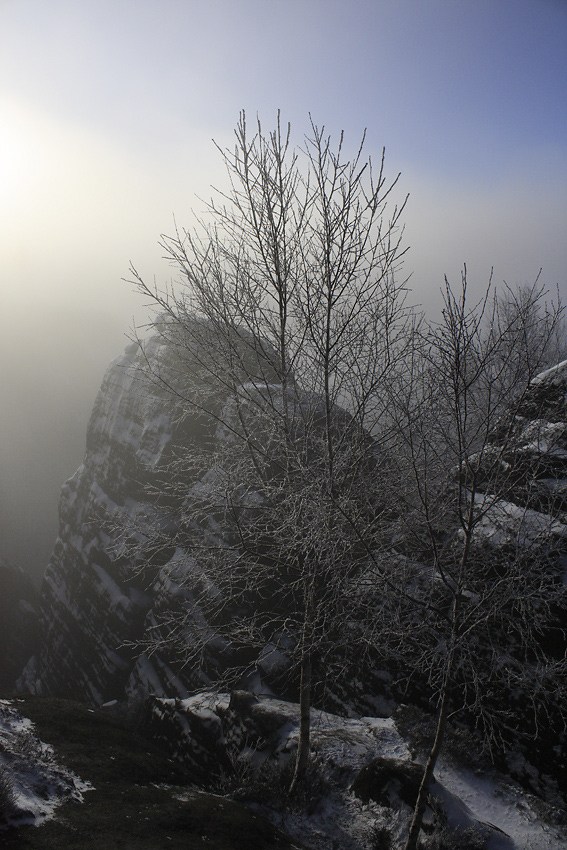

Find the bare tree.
[
  {"left": 495, "top": 279, "right": 567, "bottom": 382},
  {"left": 378, "top": 272, "right": 567, "bottom": 850},
  {"left": 128, "top": 112, "right": 412, "bottom": 792}
]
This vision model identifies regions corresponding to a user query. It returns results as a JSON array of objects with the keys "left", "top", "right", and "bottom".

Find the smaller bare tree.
[{"left": 378, "top": 272, "right": 567, "bottom": 850}]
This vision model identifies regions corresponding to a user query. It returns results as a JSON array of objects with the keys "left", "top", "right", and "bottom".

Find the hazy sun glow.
[
  {"left": 0, "top": 101, "right": 45, "bottom": 207},
  {"left": 0, "top": 0, "right": 565, "bottom": 581}
]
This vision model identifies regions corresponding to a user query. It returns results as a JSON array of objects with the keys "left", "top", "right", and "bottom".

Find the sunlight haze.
[{"left": 1, "top": 0, "right": 566, "bottom": 581}]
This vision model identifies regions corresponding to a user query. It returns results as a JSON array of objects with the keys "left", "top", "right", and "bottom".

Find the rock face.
[
  {"left": 17, "top": 332, "right": 567, "bottom": 723},
  {"left": 16, "top": 320, "right": 387, "bottom": 711},
  {"left": 477, "top": 359, "right": 567, "bottom": 519},
  {"left": 19, "top": 327, "right": 212, "bottom": 703},
  {"left": 136, "top": 691, "right": 547, "bottom": 849},
  {"left": 17, "top": 322, "right": 298, "bottom": 706},
  {"left": 17, "top": 327, "right": 213, "bottom": 704}
]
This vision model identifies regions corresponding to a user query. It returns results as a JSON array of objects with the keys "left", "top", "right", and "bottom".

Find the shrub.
[
  {"left": 371, "top": 824, "right": 393, "bottom": 849},
  {"left": 10, "top": 729, "right": 45, "bottom": 763},
  {"left": 419, "top": 825, "right": 488, "bottom": 850},
  {"left": 227, "top": 755, "right": 331, "bottom": 814}
]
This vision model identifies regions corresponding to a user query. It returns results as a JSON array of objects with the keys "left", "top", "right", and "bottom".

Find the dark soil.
[{"left": 1, "top": 696, "right": 303, "bottom": 850}]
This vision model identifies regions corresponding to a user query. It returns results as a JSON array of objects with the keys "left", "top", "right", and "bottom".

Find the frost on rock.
[
  {"left": 512, "top": 418, "right": 567, "bottom": 457},
  {"left": 139, "top": 692, "right": 567, "bottom": 850},
  {"left": 0, "top": 700, "right": 91, "bottom": 829},
  {"left": 12, "top": 320, "right": 567, "bottom": 845},
  {"left": 16, "top": 326, "right": 250, "bottom": 705},
  {"left": 469, "top": 493, "right": 567, "bottom": 549},
  {"left": 17, "top": 322, "right": 379, "bottom": 712}
]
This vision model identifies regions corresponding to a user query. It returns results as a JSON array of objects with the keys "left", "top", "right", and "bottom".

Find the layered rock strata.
[
  {"left": 17, "top": 328, "right": 215, "bottom": 704},
  {"left": 17, "top": 334, "right": 567, "bottom": 728},
  {"left": 17, "top": 320, "right": 387, "bottom": 711}
]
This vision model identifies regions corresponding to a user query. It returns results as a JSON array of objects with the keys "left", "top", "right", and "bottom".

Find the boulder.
[{"left": 350, "top": 756, "right": 424, "bottom": 808}]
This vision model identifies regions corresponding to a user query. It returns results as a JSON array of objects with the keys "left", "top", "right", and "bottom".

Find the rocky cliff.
[
  {"left": 11, "top": 329, "right": 567, "bottom": 847},
  {"left": 16, "top": 322, "right": 294, "bottom": 706},
  {"left": 17, "top": 332, "right": 567, "bottom": 718},
  {"left": 16, "top": 320, "right": 384, "bottom": 711},
  {"left": 17, "top": 327, "right": 199, "bottom": 704}
]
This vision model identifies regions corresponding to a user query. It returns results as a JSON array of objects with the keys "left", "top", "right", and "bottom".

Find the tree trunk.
[
  {"left": 404, "top": 680, "right": 450, "bottom": 850},
  {"left": 288, "top": 654, "right": 311, "bottom": 795}
]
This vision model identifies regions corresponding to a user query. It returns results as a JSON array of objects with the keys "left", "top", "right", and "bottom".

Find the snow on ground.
[
  {"left": 0, "top": 700, "right": 92, "bottom": 829},
  {"left": 237, "top": 700, "right": 567, "bottom": 850},
  {"left": 435, "top": 762, "right": 567, "bottom": 850},
  {"left": 469, "top": 492, "right": 567, "bottom": 548},
  {"left": 1, "top": 692, "right": 565, "bottom": 847},
  {"left": 272, "top": 711, "right": 413, "bottom": 850}
]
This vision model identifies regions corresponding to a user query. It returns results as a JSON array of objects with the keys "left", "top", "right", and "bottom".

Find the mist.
[
  {"left": 1, "top": 0, "right": 565, "bottom": 586},
  {"left": 1, "top": 133, "right": 565, "bottom": 587},
  {"left": 0, "top": 303, "right": 131, "bottom": 584}
]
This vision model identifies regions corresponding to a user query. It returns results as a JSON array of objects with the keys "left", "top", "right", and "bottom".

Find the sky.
[{"left": 1, "top": 0, "right": 566, "bottom": 581}]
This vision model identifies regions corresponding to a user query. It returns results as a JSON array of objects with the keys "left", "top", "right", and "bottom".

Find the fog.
[
  {"left": 2, "top": 162, "right": 565, "bottom": 586},
  {"left": 1, "top": 0, "right": 565, "bottom": 585},
  {"left": 0, "top": 304, "right": 127, "bottom": 583},
  {"left": 0, "top": 98, "right": 220, "bottom": 584},
  {"left": 1, "top": 130, "right": 565, "bottom": 586}
]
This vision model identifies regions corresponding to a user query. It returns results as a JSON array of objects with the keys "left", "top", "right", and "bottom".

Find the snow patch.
[
  {"left": 531, "top": 360, "right": 567, "bottom": 386},
  {"left": 0, "top": 701, "right": 92, "bottom": 829},
  {"left": 469, "top": 493, "right": 567, "bottom": 548}
]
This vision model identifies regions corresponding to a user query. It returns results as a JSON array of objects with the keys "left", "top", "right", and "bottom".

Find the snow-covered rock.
[
  {"left": 17, "top": 327, "right": 225, "bottom": 704},
  {"left": 13, "top": 321, "right": 567, "bottom": 844},
  {"left": 16, "top": 322, "right": 290, "bottom": 706},
  {"left": 15, "top": 321, "right": 384, "bottom": 712},
  {"left": 0, "top": 699, "right": 91, "bottom": 829},
  {"left": 139, "top": 691, "right": 567, "bottom": 850}
]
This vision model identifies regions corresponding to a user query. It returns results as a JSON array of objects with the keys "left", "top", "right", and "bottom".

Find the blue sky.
[
  {"left": 1, "top": 0, "right": 566, "bottom": 316},
  {"left": 0, "top": 0, "right": 566, "bottom": 575},
  {"left": 4, "top": 0, "right": 565, "bottom": 168}
]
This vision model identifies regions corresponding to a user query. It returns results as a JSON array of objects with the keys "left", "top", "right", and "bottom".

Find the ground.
[
  {"left": 0, "top": 697, "right": 303, "bottom": 850},
  {"left": 1, "top": 695, "right": 566, "bottom": 849}
]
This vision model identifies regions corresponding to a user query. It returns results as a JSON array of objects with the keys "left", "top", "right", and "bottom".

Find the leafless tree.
[
  {"left": 378, "top": 272, "right": 567, "bottom": 850},
  {"left": 495, "top": 279, "right": 567, "bottom": 381},
  {"left": 128, "top": 112, "right": 412, "bottom": 792}
]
